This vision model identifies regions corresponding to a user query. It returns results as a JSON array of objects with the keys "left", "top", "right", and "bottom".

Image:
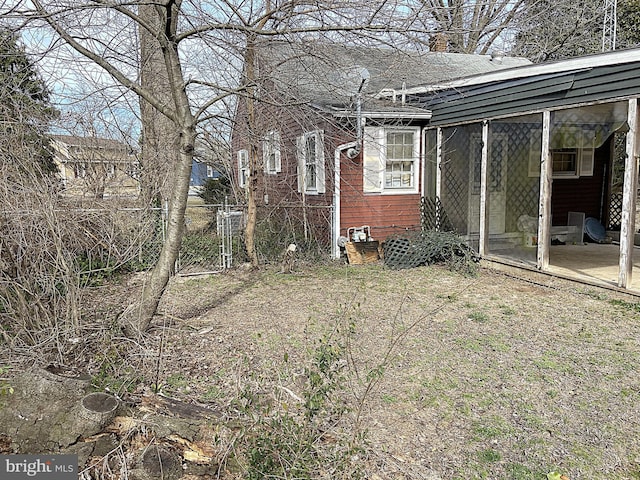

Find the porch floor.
[
  {"left": 486, "top": 241, "right": 640, "bottom": 295},
  {"left": 547, "top": 242, "right": 640, "bottom": 293}
]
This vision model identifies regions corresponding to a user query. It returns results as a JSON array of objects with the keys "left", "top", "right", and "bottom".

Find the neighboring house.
[
  {"left": 189, "top": 160, "right": 221, "bottom": 195},
  {"left": 398, "top": 47, "right": 640, "bottom": 289},
  {"left": 231, "top": 39, "right": 530, "bottom": 256},
  {"left": 189, "top": 138, "right": 228, "bottom": 195},
  {"left": 51, "top": 135, "right": 139, "bottom": 198}
]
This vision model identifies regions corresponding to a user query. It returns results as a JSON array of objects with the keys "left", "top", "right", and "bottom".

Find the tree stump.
[{"left": 0, "top": 368, "right": 119, "bottom": 455}]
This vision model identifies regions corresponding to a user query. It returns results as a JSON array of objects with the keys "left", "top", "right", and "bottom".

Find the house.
[
  {"left": 189, "top": 160, "right": 221, "bottom": 196},
  {"left": 188, "top": 137, "right": 229, "bottom": 196},
  {"left": 396, "top": 47, "right": 640, "bottom": 290},
  {"left": 231, "top": 40, "right": 530, "bottom": 256},
  {"left": 51, "top": 135, "right": 140, "bottom": 198},
  {"left": 233, "top": 39, "right": 640, "bottom": 291}
]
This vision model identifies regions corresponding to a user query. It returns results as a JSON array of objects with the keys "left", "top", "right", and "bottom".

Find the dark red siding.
[
  {"left": 339, "top": 153, "right": 421, "bottom": 242},
  {"left": 551, "top": 136, "right": 612, "bottom": 227}
]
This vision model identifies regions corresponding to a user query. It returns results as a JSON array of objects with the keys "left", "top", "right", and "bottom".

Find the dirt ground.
[{"left": 6, "top": 260, "right": 640, "bottom": 479}]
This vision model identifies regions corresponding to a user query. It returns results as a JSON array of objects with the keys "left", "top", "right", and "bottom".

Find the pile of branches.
[{"left": 382, "top": 230, "right": 480, "bottom": 275}]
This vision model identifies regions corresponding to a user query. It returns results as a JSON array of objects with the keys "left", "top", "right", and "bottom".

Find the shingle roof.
[
  {"left": 51, "top": 134, "right": 134, "bottom": 152},
  {"left": 256, "top": 40, "right": 531, "bottom": 111}
]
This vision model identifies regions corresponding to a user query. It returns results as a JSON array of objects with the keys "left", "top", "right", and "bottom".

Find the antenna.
[{"left": 602, "top": 0, "right": 618, "bottom": 52}]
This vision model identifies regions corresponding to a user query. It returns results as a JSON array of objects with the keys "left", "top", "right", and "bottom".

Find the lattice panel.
[
  {"left": 608, "top": 193, "right": 622, "bottom": 230},
  {"left": 421, "top": 196, "right": 454, "bottom": 232}
]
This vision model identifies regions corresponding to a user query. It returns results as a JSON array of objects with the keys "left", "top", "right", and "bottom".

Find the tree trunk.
[
  {"left": 120, "top": 123, "right": 195, "bottom": 336},
  {"left": 243, "top": 37, "right": 260, "bottom": 268},
  {"left": 139, "top": 3, "right": 180, "bottom": 207},
  {"left": 119, "top": 1, "right": 195, "bottom": 335}
]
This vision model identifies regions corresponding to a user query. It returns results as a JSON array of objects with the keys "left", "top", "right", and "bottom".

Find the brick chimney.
[{"left": 429, "top": 33, "right": 448, "bottom": 53}]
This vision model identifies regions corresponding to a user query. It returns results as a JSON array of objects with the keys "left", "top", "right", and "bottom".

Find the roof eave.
[
  {"left": 333, "top": 110, "right": 432, "bottom": 120},
  {"left": 386, "top": 48, "right": 640, "bottom": 97}
]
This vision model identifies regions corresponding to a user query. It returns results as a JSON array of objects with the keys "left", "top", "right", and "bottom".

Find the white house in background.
[{"left": 51, "top": 135, "right": 140, "bottom": 199}]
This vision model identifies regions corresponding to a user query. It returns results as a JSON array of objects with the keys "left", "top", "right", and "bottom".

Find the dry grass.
[
  {"left": 142, "top": 262, "right": 640, "bottom": 480},
  {"left": 7, "top": 261, "right": 640, "bottom": 479}
]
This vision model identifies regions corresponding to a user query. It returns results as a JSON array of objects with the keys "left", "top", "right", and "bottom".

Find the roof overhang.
[
  {"left": 381, "top": 48, "right": 640, "bottom": 97},
  {"left": 312, "top": 102, "right": 432, "bottom": 121},
  {"left": 330, "top": 110, "right": 433, "bottom": 120}
]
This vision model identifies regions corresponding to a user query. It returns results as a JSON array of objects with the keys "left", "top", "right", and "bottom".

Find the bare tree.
[
  {"left": 610, "top": 0, "right": 640, "bottom": 49},
  {"left": 510, "top": 0, "right": 640, "bottom": 63},
  {"left": 417, "top": 0, "right": 527, "bottom": 54},
  {"left": 511, "top": 0, "right": 603, "bottom": 61},
  {"left": 10, "top": 0, "right": 432, "bottom": 335}
]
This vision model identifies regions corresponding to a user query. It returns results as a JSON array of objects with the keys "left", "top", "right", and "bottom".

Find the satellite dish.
[{"left": 330, "top": 65, "right": 370, "bottom": 96}]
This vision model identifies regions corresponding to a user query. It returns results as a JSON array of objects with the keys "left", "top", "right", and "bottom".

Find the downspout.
[
  {"left": 333, "top": 77, "right": 368, "bottom": 259},
  {"left": 333, "top": 141, "right": 357, "bottom": 259}
]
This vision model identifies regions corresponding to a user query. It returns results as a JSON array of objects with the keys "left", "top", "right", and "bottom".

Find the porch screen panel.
[
  {"left": 548, "top": 101, "right": 632, "bottom": 286},
  {"left": 549, "top": 103, "right": 627, "bottom": 234},
  {"left": 439, "top": 123, "right": 482, "bottom": 248},
  {"left": 487, "top": 114, "right": 542, "bottom": 265},
  {"left": 608, "top": 101, "right": 631, "bottom": 230},
  {"left": 424, "top": 129, "right": 437, "bottom": 199}
]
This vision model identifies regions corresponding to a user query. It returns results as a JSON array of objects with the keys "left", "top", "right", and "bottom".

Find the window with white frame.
[
  {"left": 528, "top": 128, "right": 595, "bottom": 178},
  {"left": 237, "top": 150, "right": 249, "bottom": 188},
  {"left": 206, "top": 165, "right": 215, "bottom": 178},
  {"left": 363, "top": 126, "right": 420, "bottom": 193},
  {"left": 263, "top": 131, "right": 281, "bottom": 174},
  {"left": 74, "top": 162, "right": 87, "bottom": 179},
  {"left": 297, "top": 130, "right": 325, "bottom": 194}
]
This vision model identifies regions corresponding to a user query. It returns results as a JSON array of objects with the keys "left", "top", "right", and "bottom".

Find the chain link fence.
[{"left": 178, "top": 202, "right": 245, "bottom": 275}]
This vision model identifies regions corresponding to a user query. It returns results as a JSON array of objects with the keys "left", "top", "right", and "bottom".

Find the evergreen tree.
[{"left": 0, "top": 28, "right": 57, "bottom": 175}]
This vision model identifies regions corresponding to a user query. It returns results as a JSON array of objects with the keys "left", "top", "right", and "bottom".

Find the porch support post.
[
  {"left": 435, "top": 127, "right": 443, "bottom": 230},
  {"left": 537, "top": 110, "right": 552, "bottom": 270},
  {"left": 619, "top": 98, "right": 639, "bottom": 288},
  {"left": 479, "top": 121, "right": 489, "bottom": 256}
]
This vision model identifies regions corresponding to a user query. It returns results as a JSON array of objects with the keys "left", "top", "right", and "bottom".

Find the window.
[
  {"left": 106, "top": 163, "right": 116, "bottom": 178},
  {"left": 74, "top": 162, "right": 87, "bottom": 179},
  {"left": 237, "top": 150, "right": 249, "bottom": 188},
  {"left": 126, "top": 162, "right": 139, "bottom": 180},
  {"left": 551, "top": 148, "right": 577, "bottom": 176},
  {"left": 529, "top": 127, "right": 595, "bottom": 178},
  {"left": 263, "top": 131, "right": 281, "bottom": 174},
  {"left": 297, "top": 131, "right": 325, "bottom": 194},
  {"left": 385, "top": 131, "right": 415, "bottom": 188},
  {"left": 363, "top": 127, "right": 420, "bottom": 194},
  {"left": 206, "top": 165, "right": 215, "bottom": 178}
]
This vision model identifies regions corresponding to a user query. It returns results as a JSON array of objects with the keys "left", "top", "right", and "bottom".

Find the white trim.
[
  {"left": 393, "top": 48, "right": 640, "bottom": 96},
  {"left": 297, "top": 130, "right": 325, "bottom": 195},
  {"left": 537, "top": 111, "right": 552, "bottom": 270},
  {"left": 237, "top": 149, "right": 249, "bottom": 188},
  {"left": 619, "top": 98, "right": 639, "bottom": 287},
  {"left": 479, "top": 122, "right": 489, "bottom": 256}
]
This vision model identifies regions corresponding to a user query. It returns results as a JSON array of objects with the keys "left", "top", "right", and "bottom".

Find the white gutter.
[
  {"left": 332, "top": 141, "right": 357, "bottom": 259},
  {"left": 387, "top": 48, "right": 640, "bottom": 96},
  {"left": 331, "top": 111, "right": 432, "bottom": 120}
]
